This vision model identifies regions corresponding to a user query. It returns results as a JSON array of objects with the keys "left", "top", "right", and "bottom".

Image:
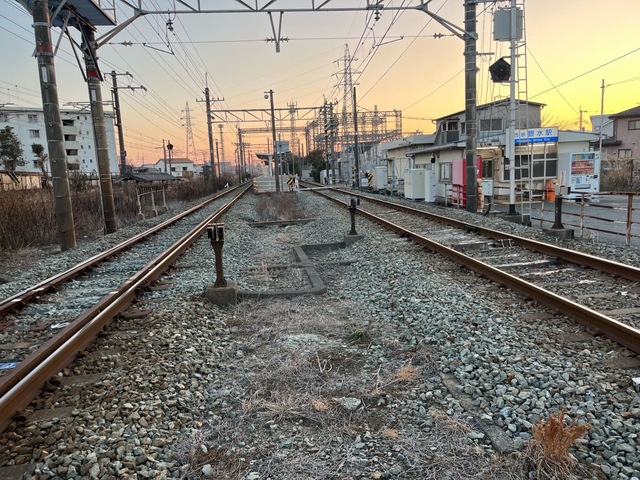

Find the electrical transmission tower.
[
  {"left": 339, "top": 44, "right": 356, "bottom": 154},
  {"left": 182, "top": 101, "right": 197, "bottom": 162}
]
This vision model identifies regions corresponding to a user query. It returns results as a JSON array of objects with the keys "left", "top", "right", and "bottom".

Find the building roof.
[
  {"left": 609, "top": 106, "right": 640, "bottom": 119},
  {"left": 435, "top": 98, "right": 546, "bottom": 121},
  {"left": 120, "top": 172, "right": 178, "bottom": 182},
  {"left": 381, "top": 134, "right": 435, "bottom": 151}
]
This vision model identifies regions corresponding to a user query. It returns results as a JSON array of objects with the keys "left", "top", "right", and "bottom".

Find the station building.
[{"left": 381, "top": 99, "right": 599, "bottom": 205}]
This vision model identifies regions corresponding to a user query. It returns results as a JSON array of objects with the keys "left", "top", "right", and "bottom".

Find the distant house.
[
  {"left": 152, "top": 157, "right": 196, "bottom": 177},
  {"left": 597, "top": 106, "right": 640, "bottom": 165}
]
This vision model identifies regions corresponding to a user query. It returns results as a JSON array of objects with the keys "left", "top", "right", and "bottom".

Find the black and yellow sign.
[
  {"left": 366, "top": 172, "right": 373, "bottom": 186},
  {"left": 287, "top": 176, "right": 294, "bottom": 186}
]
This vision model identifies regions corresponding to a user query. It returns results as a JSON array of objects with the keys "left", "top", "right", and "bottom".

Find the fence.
[{"left": 531, "top": 192, "right": 639, "bottom": 247}]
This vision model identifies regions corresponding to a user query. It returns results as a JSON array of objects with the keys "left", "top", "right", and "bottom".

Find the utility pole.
[
  {"left": 167, "top": 140, "right": 174, "bottom": 174},
  {"left": 111, "top": 70, "right": 145, "bottom": 175},
  {"left": 506, "top": 0, "right": 517, "bottom": 215},
  {"left": 266, "top": 89, "right": 280, "bottom": 191},
  {"left": 32, "top": 0, "right": 76, "bottom": 250},
  {"left": 197, "top": 77, "right": 222, "bottom": 191},
  {"left": 218, "top": 124, "right": 226, "bottom": 174},
  {"left": 81, "top": 25, "right": 117, "bottom": 233},
  {"left": 162, "top": 139, "right": 168, "bottom": 172},
  {"left": 215, "top": 140, "right": 220, "bottom": 179},
  {"left": 464, "top": 0, "right": 478, "bottom": 213},
  {"left": 237, "top": 127, "right": 245, "bottom": 182}
]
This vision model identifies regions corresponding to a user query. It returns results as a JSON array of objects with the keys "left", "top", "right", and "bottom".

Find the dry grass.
[
  {"left": 601, "top": 160, "right": 640, "bottom": 191},
  {"left": 375, "top": 364, "right": 420, "bottom": 393},
  {"left": 255, "top": 192, "right": 307, "bottom": 221},
  {"left": 380, "top": 427, "right": 399, "bottom": 440},
  {"left": 172, "top": 428, "right": 249, "bottom": 480},
  {"left": 525, "top": 408, "right": 591, "bottom": 479},
  {"left": 0, "top": 176, "right": 224, "bottom": 252}
]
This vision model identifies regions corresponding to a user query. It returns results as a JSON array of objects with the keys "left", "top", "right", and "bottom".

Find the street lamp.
[{"left": 265, "top": 89, "right": 280, "bottom": 192}]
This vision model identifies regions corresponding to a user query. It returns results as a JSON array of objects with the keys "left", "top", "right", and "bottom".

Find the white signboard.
[{"left": 515, "top": 127, "right": 558, "bottom": 144}]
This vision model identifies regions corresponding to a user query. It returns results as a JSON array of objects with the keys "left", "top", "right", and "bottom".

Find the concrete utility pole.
[
  {"left": 162, "top": 139, "right": 168, "bottom": 173},
  {"left": 464, "top": 0, "right": 478, "bottom": 213},
  {"left": 197, "top": 83, "right": 217, "bottom": 191},
  {"left": 237, "top": 127, "right": 245, "bottom": 182},
  {"left": 110, "top": 71, "right": 127, "bottom": 175},
  {"left": 110, "top": 70, "right": 145, "bottom": 176},
  {"left": 218, "top": 124, "right": 226, "bottom": 175},
  {"left": 266, "top": 89, "right": 280, "bottom": 191},
  {"left": 215, "top": 140, "right": 220, "bottom": 179},
  {"left": 507, "top": 0, "right": 517, "bottom": 215},
  {"left": 81, "top": 26, "right": 117, "bottom": 233},
  {"left": 32, "top": 0, "right": 76, "bottom": 250}
]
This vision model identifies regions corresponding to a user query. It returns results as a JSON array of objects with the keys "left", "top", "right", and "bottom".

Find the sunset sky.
[{"left": 1, "top": 0, "right": 639, "bottom": 167}]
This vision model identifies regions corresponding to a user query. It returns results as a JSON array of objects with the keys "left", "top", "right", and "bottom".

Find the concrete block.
[
  {"left": 543, "top": 228, "right": 574, "bottom": 240},
  {"left": 344, "top": 234, "right": 364, "bottom": 247},
  {"left": 204, "top": 281, "right": 238, "bottom": 306}
]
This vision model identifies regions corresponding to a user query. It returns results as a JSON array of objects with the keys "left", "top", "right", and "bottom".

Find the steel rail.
[
  {"left": 312, "top": 188, "right": 640, "bottom": 355},
  {"left": 0, "top": 183, "right": 247, "bottom": 318},
  {"left": 306, "top": 183, "right": 640, "bottom": 282},
  {"left": 0, "top": 184, "right": 250, "bottom": 433}
]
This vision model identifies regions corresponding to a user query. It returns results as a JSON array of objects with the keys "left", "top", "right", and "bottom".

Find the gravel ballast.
[{"left": 0, "top": 190, "right": 639, "bottom": 479}]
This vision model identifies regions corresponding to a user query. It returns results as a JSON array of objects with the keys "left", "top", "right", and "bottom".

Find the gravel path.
[{"left": 0, "top": 190, "right": 639, "bottom": 479}]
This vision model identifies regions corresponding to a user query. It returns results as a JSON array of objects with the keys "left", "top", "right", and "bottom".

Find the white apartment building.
[{"left": 0, "top": 106, "right": 118, "bottom": 176}]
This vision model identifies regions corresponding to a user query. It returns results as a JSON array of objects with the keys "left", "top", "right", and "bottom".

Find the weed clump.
[
  {"left": 526, "top": 408, "right": 591, "bottom": 479},
  {"left": 255, "top": 192, "right": 307, "bottom": 222}
]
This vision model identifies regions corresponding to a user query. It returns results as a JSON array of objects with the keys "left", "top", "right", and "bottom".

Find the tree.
[
  {"left": 32, "top": 143, "right": 50, "bottom": 187},
  {"left": 306, "top": 149, "right": 326, "bottom": 182},
  {"left": 0, "top": 126, "right": 25, "bottom": 171}
]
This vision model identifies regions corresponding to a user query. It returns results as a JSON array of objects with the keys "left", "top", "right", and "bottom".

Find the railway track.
[
  {"left": 302, "top": 182, "right": 640, "bottom": 355},
  {"left": 0, "top": 183, "right": 250, "bottom": 433}
]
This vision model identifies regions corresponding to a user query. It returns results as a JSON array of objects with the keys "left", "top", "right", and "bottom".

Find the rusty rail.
[
  {"left": 0, "top": 183, "right": 250, "bottom": 433},
  {"left": 0, "top": 183, "right": 247, "bottom": 318},
  {"left": 306, "top": 183, "right": 640, "bottom": 282},
  {"left": 307, "top": 185, "right": 640, "bottom": 355}
]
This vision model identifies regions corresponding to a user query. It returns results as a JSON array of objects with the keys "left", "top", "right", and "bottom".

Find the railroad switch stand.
[{"left": 208, "top": 223, "right": 228, "bottom": 288}]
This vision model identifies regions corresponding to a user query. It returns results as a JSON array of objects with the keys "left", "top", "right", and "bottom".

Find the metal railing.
[{"left": 531, "top": 192, "right": 639, "bottom": 247}]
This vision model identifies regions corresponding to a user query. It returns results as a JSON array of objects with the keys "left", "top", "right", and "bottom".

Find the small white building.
[
  {"left": 0, "top": 106, "right": 118, "bottom": 176},
  {"left": 152, "top": 157, "right": 196, "bottom": 177}
]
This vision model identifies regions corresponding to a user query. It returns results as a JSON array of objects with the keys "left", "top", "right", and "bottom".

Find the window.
[
  {"left": 64, "top": 134, "right": 76, "bottom": 141},
  {"left": 479, "top": 118, "right": 503, "bottom": 132},
  {"left": 62, "top": 119, "right": 74, "bottom": 126},
  {"left": 29, "top": 129, "right": 40, "bottom": 138},
  {"left": 0, "top": 113, "right": 8, "bottom": 122},
  {"left": 505, "top": 155, "right": 557, "bottom": 180},
  {"left": 182, "top": 166, "right": 188, "bottom": 171},
  {"left": 439, "top": 162, "right": 452, "bottom": 182},
  {"left": 28, "top": 114, "right": 38, "bottom": 123},
  {"left": 628, "top": 120, "right": 640, "bottom": 130},
  {"left": 481, "top": 159, "right": 493, "bottom": 178},
  {"left": 618, "top": 149, "right": 632, "bottom": 158},
  {"left": 66, "top": 149, "right": 78, "bottom": 156},
  {"left": 33, "top": 160, "right": 39, "bottom": 168}
]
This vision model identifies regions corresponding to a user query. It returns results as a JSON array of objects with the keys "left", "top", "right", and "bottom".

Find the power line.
[{"left": 530, "top": 46, "right": 640, "bottom": 99}]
